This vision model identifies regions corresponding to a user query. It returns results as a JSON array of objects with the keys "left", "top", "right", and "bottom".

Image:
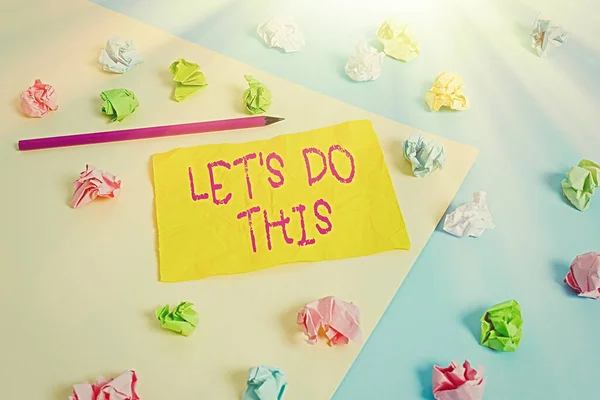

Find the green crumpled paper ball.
[
  {"left": 561, "top": 159, "right": 600, "bottom": 211},
  {"left": 100, "top": 89, "right": 139, "bottom": 122},
  {"left": 155, "top": 301, "right": 199, "bottom": 336},
  {"left": 243, "top": 74, "right": 271, "bottom": 115},
  {"left": 480, "top": 299, "right": 523, "bottom": 352},
  {"left": 169, "top": 58, "right": 207, "bottom": 102}
]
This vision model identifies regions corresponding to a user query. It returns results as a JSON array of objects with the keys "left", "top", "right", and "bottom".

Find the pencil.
[{"left": 17, "top": 115, "right": 285, "bottom": 151}]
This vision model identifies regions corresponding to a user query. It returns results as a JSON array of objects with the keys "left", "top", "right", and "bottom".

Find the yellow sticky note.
[{"left": 152, "top": 120, "right": 410, "bottom": 282}]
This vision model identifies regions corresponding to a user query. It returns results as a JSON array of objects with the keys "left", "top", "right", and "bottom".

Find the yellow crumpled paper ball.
[
  {"left": 376, "top": 18, "right": 420, "bottom": 62},
  {"left": 425, "top": 72, "right": 469, "bottom": 112}
]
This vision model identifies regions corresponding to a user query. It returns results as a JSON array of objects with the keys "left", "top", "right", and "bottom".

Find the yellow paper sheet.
[{"left": 152, "top": 120, "right": 410, "bottom": 282}]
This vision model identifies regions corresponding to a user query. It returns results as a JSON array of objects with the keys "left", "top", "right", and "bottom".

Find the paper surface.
[
  {"left": 152, "top": 120, "right": 410, "bottom": 282},
  {"left": 480, "top": 299, "right": 523, "bottom": 352},
  {"left": 169, "top": 58, "right": 207, "bottom": 101},
  {"left": 0, "top": 2, "right": 479, "bottom": 398},
  {"left": 344, "top": 40, "right": 384, "bottom": 82},
  {"left": 425, "top": 72, "right": 469, "bottom": 112},
  {"left": 564, "top": 252, "right": 600, "bottom": 299},
  {"left": 98, "top": 37, "right": 143, "bottom": 73},
  {"left": 432, "top": 360, "right": 485, "bottom": 400},
  {"left": 243, "top": 366, "right": 287, "bottom": 400},
  {"left": 100, "top": 89, "right": 139, "bottom": 122},
  {"left": 297, "top": 296, "right": 361, "bottom": 346},
  {"left": 70, "top": 165, "right": 121, "bottom": 208},
  {"left": 243, "top": 75, "right": 272, "bottom": 114},
  {"left": 376, "top": 18, "right": 420, "bottom": 61},
  {"left": 443, "top": 192, "right": 494, "bottom": 237},
  {"left": 70, "top": 370, "right": 139, "bottom": 400},
  {"left": 561, "top": 159, "right": 600, "bottom": 211},
  {"left": 19, "top": 79, "right": 58, "bottom": 118},
  {"left": 155, "top": 301, "right": 199, "bottom": 336},
  {"left": 257, "top": 17, "right": 305, "bottom": 53},
  {"left": 402, "top": 133, "right": 445, "bottom": 177},
  {"left": 531, "top": 16, "right": 568, "bottom": 57}
]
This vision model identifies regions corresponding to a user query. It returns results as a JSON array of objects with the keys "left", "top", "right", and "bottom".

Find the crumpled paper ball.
[
  {"left": 243, "top": 366, "right": 287, "bottom": 400},
  {"left": 297, "top": 296, "right": 362, "bottom": 346},
  {"left": 530, "top": 16, "right": 568, "bottom": 57},
  {"left": 243, "top": 75, "right": 272, "bottom": 115},
  {"left": 20, "top": 79, "right": 58, "bottom": 118},
  {"left": 69, "top": 370, "right": 139, "bottom": 400},
  {"left": 433, "top": 360, "right": 486, "bottom": 400},
  {"left": 97, "top": 37, "right": 143, "bottom": 73},
  {"left": 376, "top": 18, "right": 420, "bottom": 61},
  {"left": 425, "top": 72, "right": 469, "bottom": 112},
  {"left": 257, "top": 16, "right": 305, "bottom": 53},
  {"left": 480, "top": 299, "right": 523, "bottom": 352},
  {"left": 169, "top": 58, "right": 208, "bottom": 102},
  {"left": 70, "top": 165, "right": 121, "bottom": 209},
  {"left": 561, "top": 159, "right": 600, "bottom": 211},
  {"left": 443, "top": 191, "right": 495, "bottom": 238},
  {"left": 100, "top": 89, "right": 139, "bottom": 122},
  {"left": 344, "top": 40, "right": 384, "bottom": 82},
  {"left": 402, "top": 132, "right": 445, "bottom": 177},
  {"left": 564, "top": 252, "right": 600, "bottom": 299},
  {"left": 155, "top": 301, "right": 199, "bottom": 336}
]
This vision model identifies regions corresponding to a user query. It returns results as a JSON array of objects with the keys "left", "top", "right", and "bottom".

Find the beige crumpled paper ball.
[{"left": 425, "top": 72, "right": 469, "bottom": 111}]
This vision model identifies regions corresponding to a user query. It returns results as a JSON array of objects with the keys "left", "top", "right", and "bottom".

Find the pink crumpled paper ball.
[
  {"left": 19, "top": 79, "right": 58, "bottom": 117},
  {"left": 564, "top": 252, "right": 600, "bottom": 299},
  {"left": 432, "top": 360, "right": 485, "bottom": 400},
  {"left": 297, "top": 296, "right": 362, "bottom": 346},
  {"left": 71, "top": 165, "right": 121, "bottom": 208},
  {"left": 70, "top": 370, "right": 139, "bottom": 400}
]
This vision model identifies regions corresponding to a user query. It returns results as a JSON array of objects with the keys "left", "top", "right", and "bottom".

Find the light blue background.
[{"left": 90, "top": 0, "right": 600, "bottom": 398}]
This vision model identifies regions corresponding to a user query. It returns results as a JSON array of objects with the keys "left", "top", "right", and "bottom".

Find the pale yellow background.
[
  {"left": 0, "top": 1, "right": 477, "bottom": 399},
  {"left": 153, "top": 120, "right": 410, "bottom": 281}
]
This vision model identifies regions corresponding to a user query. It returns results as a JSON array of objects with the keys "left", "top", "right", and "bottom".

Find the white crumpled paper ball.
[
  {"left": 97, "top": 37, "right": 143, "bottom": 73},
  {"left": 257, "top": 17, "right": 305, "bottom": 53},
  {"left": 344, "top": 40, "right": 384, "bottom": 82},
  {"left": 443, "top": 191, "right": 495, "bottom": 237},
  {"left": 530, "top": 16, "right": 568, "bottom": 57}
]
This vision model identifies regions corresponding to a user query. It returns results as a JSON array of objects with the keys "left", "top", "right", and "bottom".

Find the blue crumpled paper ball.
[
  {"left": 402, "top": 132, "right": 445, "bottom": 177},
  {"left": 243, "top": 365, "right": 287, "bottom": 400}
]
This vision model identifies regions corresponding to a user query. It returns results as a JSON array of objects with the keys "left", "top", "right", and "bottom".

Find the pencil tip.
[{"left": 264, "top": 116, "right": 285, "bottom": 125}]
